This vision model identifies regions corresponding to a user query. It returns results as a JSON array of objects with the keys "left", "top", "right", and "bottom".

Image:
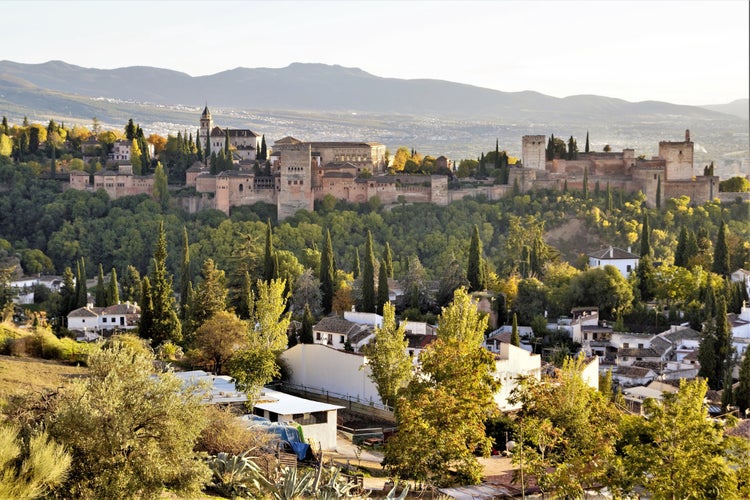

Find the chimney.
[
  {"left": 685, "top": 129, "right": 690, "bottom": 142},
  {"left": 627, "top": 246, "right": 632, "bottom": 254},
  {"left": 609, "top": 246, "right": 613, "bottom": 258}
]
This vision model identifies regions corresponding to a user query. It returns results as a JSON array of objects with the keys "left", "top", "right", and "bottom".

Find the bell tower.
[{"left": 200, "top": 104, "right": 213, "bottom": 141}]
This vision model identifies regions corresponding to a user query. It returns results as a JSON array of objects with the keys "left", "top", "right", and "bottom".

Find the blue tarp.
[{"left": 254, "top": 421, "right": 310, "bottom": 460}]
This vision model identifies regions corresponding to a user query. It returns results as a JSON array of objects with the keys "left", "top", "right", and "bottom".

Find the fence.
[{"left": 272, "top": 382, "right": 395, "bottom": 422}]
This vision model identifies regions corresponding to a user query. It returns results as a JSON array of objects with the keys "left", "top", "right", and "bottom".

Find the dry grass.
[{"left": 0, "top": 354, "right": 87, "bottom": 402}]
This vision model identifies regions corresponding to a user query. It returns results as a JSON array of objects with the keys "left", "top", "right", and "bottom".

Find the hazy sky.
[{"left": 4, "top": 0, "right": 748, "bottom": 105}]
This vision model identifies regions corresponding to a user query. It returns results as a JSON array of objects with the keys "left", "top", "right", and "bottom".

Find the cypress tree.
[
  {"left": 675, "top": 226, "right": 689, "bottom": 268},
  {"left": 712, "top": 220, "right": 730, "bottom": 276},
  {"left": 736, "top": 345, "right": 750, "bottom": 412},
  {"left": 655, "top": 175, "right": 662, "bottom": 209},
  {"left": 606, "top": 182, "right": 613, "bottom": 213},
  {"left": 361, "top": 231, "right": 376, "bottom": 313},
  {"left": 196, "top": 130, "right": 202, "bottom": 160},
  {"left": 467, "top": 225, "right": 487, "bottom": 291},
  {"left": 147, "top": 221, "right": 182, "bottom": 345},
  {"left": 204, "top": 130, "right": 211, "bottom": 165},
  {"left": 383, "top": 242, "right": 394, "bottom": 279},
  {"left": 377, "top": 258, "right": 390, "bottom": 314},
  {"left": 640, "top": 213, "right": 651, "bottom": 257},
  {"left": 510, "top": 313, "right": 520, "bottom": 347},
  {"left": 563, "top": 178, "right": 568, "bottom": 193},
  {"left": 353, "top": 248, "right": 361, "bottom": 279},
  {"left": 76, "top": 257, "right": 88, "bottom": 307},
  {"left": 179, "top": 227, "right": 192, "bottom": 320},
  {"left": 95, "top": 264, "right": 107, "bottom": 307},
  {"left": 263, "top": 219, "right": 275, "bottom": 283},
  {"left": 59, "top": 267, "right": 77, "bottom": 319},
  {"left": 301, "top": 304, "right": 314, "bottom": 344},
  {"left": 320, "top": 228, "right": 336, "bottom": 314},
  {"left": 585, "top": 130, "right": 590, "bottom": 153},
  {"left": 138, "top": 276, "right": 154, "bottom": 340},
  {"left": 108, "top": 267, "right": 120, "bottom": 305},
  {"left": 715, "top": 297, "right": 734, "bottom": 389},
  {"left": 260, "top": 136, "right": 267, "bottom": 161},
  {"left": 224, "top": 128, "right": 230, "bottom": 155}
]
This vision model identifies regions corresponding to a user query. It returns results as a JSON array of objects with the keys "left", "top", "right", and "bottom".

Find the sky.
[{"left": 4, "top": 0, "right": 749, "bottom": 106}]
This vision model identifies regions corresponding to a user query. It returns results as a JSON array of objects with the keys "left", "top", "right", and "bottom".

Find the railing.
[{"left": 273, "top": 381, "right": 394, "bottom": 413}]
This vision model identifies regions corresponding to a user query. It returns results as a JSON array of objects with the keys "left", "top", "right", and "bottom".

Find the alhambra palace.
[{"left": 69, "top": 106, "right": 719, "bottom": 219}]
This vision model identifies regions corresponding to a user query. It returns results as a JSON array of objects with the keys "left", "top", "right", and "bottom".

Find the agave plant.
[{"left": 206, "top": 451, "right": 270, "bottom": 498}]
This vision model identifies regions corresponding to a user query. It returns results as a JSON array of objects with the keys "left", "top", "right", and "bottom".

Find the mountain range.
[
  {"left": 0, "top": 60, "right": 747, "bottom": 122},
  {"left": 0, "top": 60, "right": 747, "bottom": 165}
]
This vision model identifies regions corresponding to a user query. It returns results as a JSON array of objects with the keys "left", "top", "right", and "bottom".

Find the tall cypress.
[
  {"left": 138, "top": 276, "right": 154, "bottom": 340},
  {"left": 606, "top": 182, "right": 613, "bottom": 213},
  {"left": 196, "top": 130, "right": 202, "bottom": 160},
  {"left": 263, "top": 219, "right": 275, "bottom": 282},
  {"left": 179, "top": 227, "right": 192, "bottom": 320},
  {"left": 377, "top": 258, "right": 390, "bottom": 314},
  {"left": 467, "top": 225, "right": 487, "bottom": 291},
  {"left": 675, "top": 226, "right": 688, "bottom": 268},
  {"left": 361, "top": 231, "right": 376, "bottom": 313},
  {"left": 108, "top": 267, "right": 120, "bottom": 305},
  {"left": 655, "top": 176, "right": 662, "bottom": 209},
  {"left": 383, "top": 242, "right": 394, "bottom": 279},
  {"left": 585, "top": 131, "right": 590, "bottom": 153},
  {"left": 147, "top": 221, "right": 182, "bottom": 345},
  {"left": 320, "top": 228, "right": 336, "bottom": 314},
  {"left": 353, "top": 248, "right": 361, "bottom": 279},
  {"left": 76, "top": 257, "right": 88, "bottom": 308},
  {"left": 511, "top": 313, "right": 520, "bottom": 347},
  {"left": 301, "top": 304, "right": 314, "bottom": 344},
  {"left": 712, "top": 220, "right": 730, "bottom": 276},
  {"left": 640, "top": 213, "right": 651, "bottom": 257},
  {"left": 95, "top": 264, "right": 107, "bottom": 307}
]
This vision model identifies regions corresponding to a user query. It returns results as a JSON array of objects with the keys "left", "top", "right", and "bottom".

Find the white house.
[
  {"left": 173, "top": 370, "right": 341, "bottom": 451},
  {"left": 280, "top": 343, "right": 382, "bottom": 406},
  {"left": 67, "top": 302, "right": 140, "bottom": 333},
  {"left": 731, "top": 269, "right": 750, "bottom": 297},
  {"left": 588, "top": 246, "right": 639, "bottom": 277},
  {"left": 343, "top": 310, "right": 383, "bottom": 328},
  {"left": 251, "top": 388, "right": 343, "bottom": 451},
  {"left": 492, "top": 341, "right": 542, "bottom": 411}
]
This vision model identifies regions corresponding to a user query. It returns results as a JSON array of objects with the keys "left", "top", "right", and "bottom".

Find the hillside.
[{"left": 0, "top": 60, "right": 741, "bottom": 122}]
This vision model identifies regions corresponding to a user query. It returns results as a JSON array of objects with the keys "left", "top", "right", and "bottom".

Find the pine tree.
[
  {"left": 190, "top": 258, "right": 227, "bottom": 327},
  {"left": 95, "top": 264, "right": 107, "bottom": 307},
  {"left": 263, "top": 220, "right": 275, "bottom": 282},
  {"left": 712, "top": 220, "right": 730, "bottom": 276},
  {"left": 467, "top": 225, "right": 487, "bottom": 292},
  {"left": 361, "top": 231, "right": 376, "bottom": 313},
  {"left": 377, "top": 258, "right": 390, "bottom": 314},
  {"left": 383, "top": 242, "right": 394, "bottom": 278},
  {"left": 320, "top": 228, "right": 335, "bottom": 314},
  {"left": 108, "top": 267, "right": 120, "bottom": 305},
  {"left": 300, "top": 303, "right": 314, "bottom": 344},
  {"left": 511, "top": 313, "right": 520, "bottom": 347}
]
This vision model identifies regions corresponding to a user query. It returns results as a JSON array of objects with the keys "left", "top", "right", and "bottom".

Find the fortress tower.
[
  {"left": 277, "top": 144, "right": 313, "bottom": 220},
  {"left": 522, "top": 135, "right": 546, "bottom": 170},
  {"left": 658, "top": 129, "right": 694, "bottom": 180}
]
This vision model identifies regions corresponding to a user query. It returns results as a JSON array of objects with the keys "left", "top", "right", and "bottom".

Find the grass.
[{"left": 0, "top": 354, "right": 88, "bottom": 402}]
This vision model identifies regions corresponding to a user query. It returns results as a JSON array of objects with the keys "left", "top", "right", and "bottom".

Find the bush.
[{"left": 196, "top": 405, "right": 274, "bottom": 457}]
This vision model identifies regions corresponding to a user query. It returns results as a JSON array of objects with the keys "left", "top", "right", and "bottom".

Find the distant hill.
[
  {"left": 0, "top": 60, "right": 742, "bottom": 123},
  {"left": 700, "top": 99, "right": 749, "bottom": 120}
]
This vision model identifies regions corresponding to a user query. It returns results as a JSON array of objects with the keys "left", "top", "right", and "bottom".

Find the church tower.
[{"left": 199, "top": 105, "right": 213, "bottom": 142}]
